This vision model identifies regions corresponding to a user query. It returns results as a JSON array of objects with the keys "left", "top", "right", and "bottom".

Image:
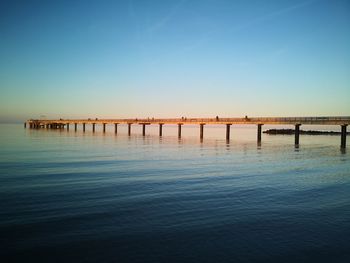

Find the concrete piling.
[
  {"left": 142, "top": 124, "right": 146, "bottom": 136},
  {"left": 341, "top": 124, "right": 347, "bottom": 148},
  {"left": 128, "top": 123, "right": 131, "bottom": 136},
  {"left": 159, "top": 124, "right": 163, "bottom": 136},
  {"left": 178, "top": 124, "right": 182, "bottom": 138},
  {"left": 226, "top": 124, "right": 231, "bottom": 140},
  {"left": 295, "top": 124, "right": 301, "bottom": 145},
  {"left": 257, "top": 124, "right": 263, "bottom": 142},
  {"left": 200, "top": 124, "right": 205, "bottom": 139}
]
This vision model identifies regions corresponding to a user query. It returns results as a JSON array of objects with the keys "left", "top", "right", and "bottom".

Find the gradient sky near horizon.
[{"left": 0, "top": 0, "right": 349, "bottom": 122}]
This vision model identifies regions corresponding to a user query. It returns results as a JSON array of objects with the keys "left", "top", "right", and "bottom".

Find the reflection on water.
[{"left": 0, "top": 124, "right": 349, "bottom": 263}]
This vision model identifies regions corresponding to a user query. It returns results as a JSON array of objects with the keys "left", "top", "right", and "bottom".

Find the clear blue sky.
[{"left": 1, "top": 0, "right": 349, "bottom": 122}]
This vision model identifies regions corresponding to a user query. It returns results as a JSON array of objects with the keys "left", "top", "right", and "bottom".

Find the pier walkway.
[{"left": 26, "top": 116, "right": 349, "bottom": 148}]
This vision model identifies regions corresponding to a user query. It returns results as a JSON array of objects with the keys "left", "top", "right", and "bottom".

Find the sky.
[{"left": 0, "top": 0, "right": 349, "bottom": 122}]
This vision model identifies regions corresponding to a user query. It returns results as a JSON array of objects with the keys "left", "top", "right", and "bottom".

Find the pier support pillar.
[
  {"left": 295, "top": 124, "right": 301, "bottom": 145},
  {"left": 226, "top": 124, "right": 232, "bottom": 140},
  {"left": 341, "top": 124, "right": 347, "bottom": 148},
  {"left": 83, "top": 123, "right": 86, "bottom": 132},
  {"left": 92, "top": 123, "right": 95, "bottom": 133},
  {"left": 74, "top": 123, "right": 77, "bottom": 131},
  {"left": 159, "top": 124, "right": 163, "bottom": 136},
  {"left": 178, "top": 124, "right": 182, "bottom": 138},
  {"left": 128, "top": 123, "right": 132, "bottom": 136},
  {"left": 200, "top": 124, "right": 205, "bottom": 139},
  {"left": 142, "top": 124, "right": 146, "bottom": 136},
  {"left": 114, "top": 123, "right": 118, "bottom": 134},
  {"left": 103, "top": 123, "right": 106, "bottom": 133},
  {"left": 257, "top": 124, "right": 263, "bottom": 142},
  {"left": 66, "top": 123, "right": 69, "bottom": 130}
]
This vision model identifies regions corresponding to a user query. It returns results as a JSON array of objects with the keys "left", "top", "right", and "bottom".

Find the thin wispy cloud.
[
  {"left": 178, "top": 0, "right": 318, "bottom": 59},
  {"left": 147, "top": 0, "right": 187, "bottom": 33},
  {"left": 230, "top": 0, "right": 318, "bottom": 33}
]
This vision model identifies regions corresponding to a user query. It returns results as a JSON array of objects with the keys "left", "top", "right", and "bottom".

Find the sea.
[{"left": 1, "top": 123, "right": 349, "bottom": 263}]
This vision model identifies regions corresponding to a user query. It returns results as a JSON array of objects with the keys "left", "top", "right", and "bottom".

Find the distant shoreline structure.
[{"left": 264, "top": 129, "right": 350, "bottom": 135}]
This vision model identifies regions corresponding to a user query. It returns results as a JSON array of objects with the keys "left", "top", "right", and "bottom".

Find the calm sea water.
[{"left": 1, "top": 124, "right": 350, "bottom": 262}]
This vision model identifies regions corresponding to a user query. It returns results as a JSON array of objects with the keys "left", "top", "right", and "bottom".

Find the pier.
[{"left": 26, "top": 116, "right": 349, "bottom": 148}]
